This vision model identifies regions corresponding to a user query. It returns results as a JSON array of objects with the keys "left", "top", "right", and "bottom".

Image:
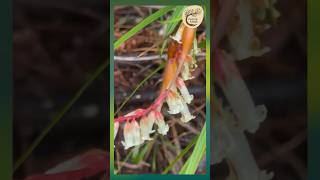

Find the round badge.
[{"left": 182, "top": 5, "right": 204, "bottom": 28}]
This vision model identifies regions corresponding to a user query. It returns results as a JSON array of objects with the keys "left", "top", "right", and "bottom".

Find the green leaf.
[
  {"left": 162, "top": 136, "right": 198, "bottom": 174},
  {"left": 159, "top": 17, "right": 181, "bottom": 24},
  {"left": 152, "top": 144, "right": 158, "bottom": 172},
  {"left": 132, "top": 142, "right": 152, "bottom": 164},
  {"left": 114, "top": 6, "right": 175, "bottom": 50},
  {"left": 179, "top": 123, "right": 206, "bottom": 174}
]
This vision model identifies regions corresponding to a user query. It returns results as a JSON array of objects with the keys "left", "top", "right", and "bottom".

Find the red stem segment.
[{"left": 114, "top": 90, "right": 169, "bottom": 123}]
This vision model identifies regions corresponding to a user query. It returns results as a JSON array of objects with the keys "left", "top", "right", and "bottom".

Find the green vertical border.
[
  {"left": 308, "top": 0, "right": 320, "bottom": 179},
  {"left": 0, "top": 0, "right": 12, "bottom": 179},
  {"left": 110, "top": 1, "right": 210, "bottom": 179}
]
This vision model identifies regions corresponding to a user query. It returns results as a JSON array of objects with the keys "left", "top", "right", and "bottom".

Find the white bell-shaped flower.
[
  {"left": 180, "top": 101, "right": 195, "bottom": 123},
  {"left": 122, "top": 121, "right": 143, "bottom": 149},
  {"left": 181, "top": 62, "right": 195, "bottom": 81},
  {"left": 152, "top": 111, "right": 169, "bottom": 135},
  {"left": 176, "top": 77, "right": 194, "bottom": 104},
  {"left": 166, "top": 90, "right": 184, "bottom": 114},
  {"left": 140, "top": 116, "right": 155, "bottom": 141}
]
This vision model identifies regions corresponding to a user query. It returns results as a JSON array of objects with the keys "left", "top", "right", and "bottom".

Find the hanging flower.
[
  {"left": 181, "top": 61, "right": 195, "bottom": 81},
  {"left": 114, "top": 122, "right": 119, "bottom": 140},
  {"left": 217, "top": 51, "right": 267, "bottom": 133},
  {"left": 170, "top": 24, "right": 185, "bottom": 43},
  {"left": 166, "top": 90, "right": 184, "bottom": 114},
  {"left": 151, "top": 111, "right": 169, "bottom": 135},
  {"left": 122, "top": 120, "right": 143, "bottom": 149},
  {"left": 180, "top": 101, "right": 195, "bottom": 123},
  {"left": 176, "top": 77, "right": 194, "bottom": 104},
  {"left": 140, "top": 115, "right": 155, "bottom": 141}
]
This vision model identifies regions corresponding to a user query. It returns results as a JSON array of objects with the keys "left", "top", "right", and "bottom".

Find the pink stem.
[{"left": 114, "top": 90, "right": 169, "bottom": 123}]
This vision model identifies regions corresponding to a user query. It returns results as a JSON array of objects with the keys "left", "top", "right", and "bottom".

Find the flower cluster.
[
  {"left": 114, "top": 24, "right": 200, "bottom": 150},
  {"left": 166, "top": 78, "right": 195, "bottom": 123},
  {"left": 114, "top": 25, "right": 200, "bottom": 149},
  {"left": 114, "top": 110, "right": 170, "bottom": 150},
  {"left": 114, "top": 76, "right": 196, "bottom": 150}
]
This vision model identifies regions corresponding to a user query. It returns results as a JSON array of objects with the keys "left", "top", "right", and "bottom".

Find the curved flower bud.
[
  {"left": 122, "top": 121, "right": 143, "bottom": 149},
  {"left": 180, "top": 101, "right": 195, "bottom": 123},
  {"left": 218, "top": 51, "right": 267, "bottom": 133},
  {"left": 176, "top": 77, "right": 194, "bottom": 104},
  {"left": 181, "top": 62, "right": 195, "bottom": 80},
  {"left": 170, "top": 24, "right": 185, "bottom": 43},
  {"left": 114, "top": 122, "right": 119, "bottom": 140},
  {"left": 153, "top": 111, "right": 169, "bottom": 135},
  {"left": 166, "top": 90, "right": 184, "bottom": 114},
  {"left": 140, "top": 116, "right": 155, "bottom": 141}
]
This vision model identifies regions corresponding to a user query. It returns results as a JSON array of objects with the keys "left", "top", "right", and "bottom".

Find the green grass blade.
[
  {"left": 115, "top": 63, "right": 164, "bottom": 116},
  {"left": 152, "top": 143, "right": 158, "bottom": 172},
  {"left": 160, "top": 6, "right": 185, "bottom": 55},
  {"left": 13, "top": 60, "right": 109, "bottom": 173},
  {"left": 162, "top": 136, "right": 198, "bottom": 174},
  {"left": 179, "top": 123, "right": 206, "bottom": 174},
  {"left": 132, "top": 142, "right": 152, "bottom": 164},
  {"left": 159, "top": 17, "right": 181, "bottom": 24},
  {"left": 114, "top": 6, "right": 175, "bottom": 50},
  {"left": 179, "top": 156, "right": 191, "bottom": 173}
]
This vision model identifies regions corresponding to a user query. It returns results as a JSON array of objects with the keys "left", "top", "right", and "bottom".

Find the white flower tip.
[
  {"left": 176, "top": 78, "right": 194, "bottom": 104},
  {"left": 168, "top": 109, "right": 180, "bottom": 114},
  {"left": 166, "top": 91, "right": 184, "bottom": 114},
  {"left": 122, "top": 120, "right": 144, "bottom": 149},
  {"left": 184, "top": 94, "right": 194, "bottom": 104},
  {"left": 141, "top": 137, "right": 153, "bottom": 141},
  {"left": 170, "top": 35, "right": 182, "bottom": 44},
  {"left": 121, "top": 141, "right": 132, "bottom": 150},
  {"left": 256, "top": 105, "right": 267, "bottom": 122},
  {"left": 158, "top": 124, "right": 169, "bottom": 135},
  {"left": 154, "top": 111, "right": 169, "bottom": 135}
]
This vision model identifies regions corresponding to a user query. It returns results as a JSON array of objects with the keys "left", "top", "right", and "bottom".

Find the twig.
[
  {"left": 114, "top": 52, "right": 206, "bottom": 62},
  {"left": 120, "top": 161, "right": 150, "bottom": 169},
  {"left": 175, "top": 119, "right": 199, "bottom": 134}
]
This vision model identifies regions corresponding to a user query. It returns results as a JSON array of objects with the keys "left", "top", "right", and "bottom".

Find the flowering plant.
[{"left": 114, "top": 6, "right": 207, "bottom": 174}]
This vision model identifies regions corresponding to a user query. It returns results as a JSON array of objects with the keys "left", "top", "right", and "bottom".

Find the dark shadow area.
[
  {"left": 13, "top": 0, "right": 110, "bottom": 178},
  {"left": 211, "top": 0, "right": 307, "bottom": 179}
]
